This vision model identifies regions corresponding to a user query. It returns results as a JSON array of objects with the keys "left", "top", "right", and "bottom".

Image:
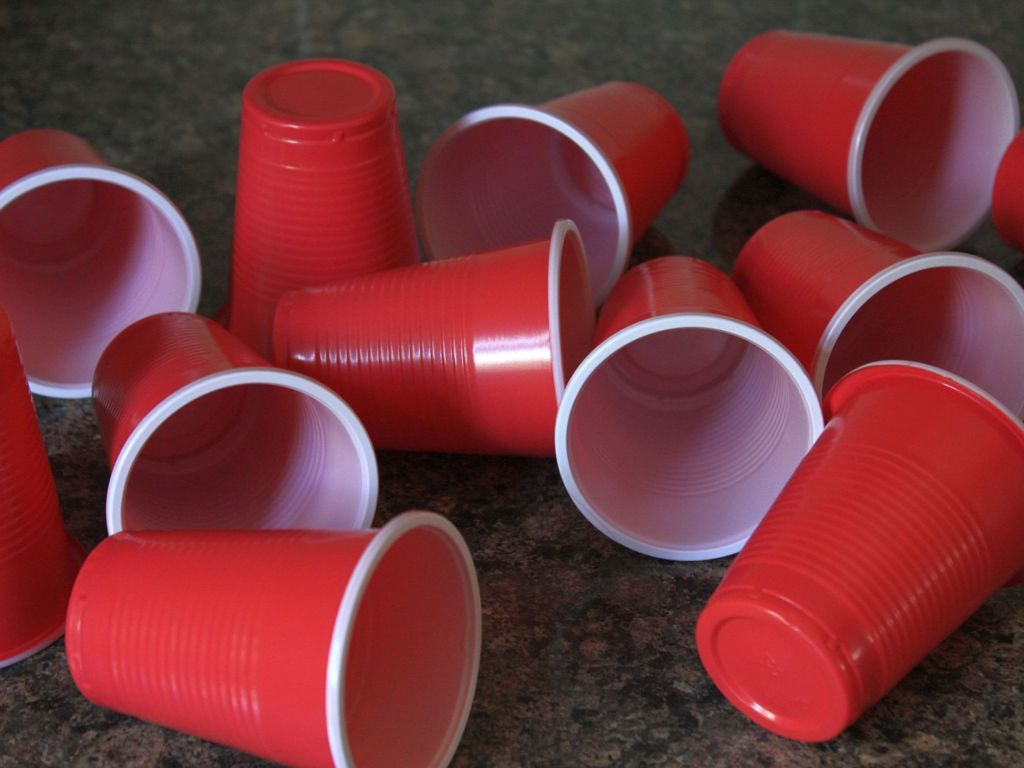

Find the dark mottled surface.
[{"left": 2, "top": 1, "right": 1023, "bottom": 766}]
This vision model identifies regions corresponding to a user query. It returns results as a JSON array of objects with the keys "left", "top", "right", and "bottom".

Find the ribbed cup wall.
[
  {"left": 733, "top": 211, "right": 920, "bottom": 373},
  {"left": 596, "top": 256, "right": 759, "bottom": 343},
  {"left": 542, "top": 82, "right": 689, "bottom": 237},
  {"left": 230, "top": 87, "right": 418, "bottom": 358},
  {"left": 93, "top": 312, "right": 267, "bottom": 466},
  {"left": 66, "top": 530, "right": 373, "bottom": 768},
  {"left": 719, "top": 32, "right": 905, "bottom": 213},
  {"left": 0, "top": 309, "right": 80, "bottom": 661},
  {"left": 275, "top": 239, "right": 565, "bottom": 455},
  {"left": 705, "top": 364, "right": 1024, "bottom": 735}
]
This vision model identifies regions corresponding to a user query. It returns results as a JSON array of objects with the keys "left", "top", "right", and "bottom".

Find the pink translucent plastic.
[
  {"left": 122, "top": 383, "right": 372, "bottom": 531},
  {"left": 93, "top": 312, "right": 376, "bottom": 534},
  {"left": 566, "top": 328, "right": 815, "bottom": 554},
  {"left": 557, "top": 257, "right": 821, "bottom": 560},
  {"left": 821, "top": 266, "right": 1024, "bottom": 409},
  {"left": 0, "top": 179, "right": 197, "bottom": 395}
]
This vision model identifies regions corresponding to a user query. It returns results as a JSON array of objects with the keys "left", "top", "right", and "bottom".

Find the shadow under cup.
[
  {"left": 109, "top": 371, "right": 376, "bottom": 534},
  {"left": 0, "top": 172, "right": 199, "bottom": 397},
  {"left": 559, "top": 318, "right": 819, "bottom": 560}
]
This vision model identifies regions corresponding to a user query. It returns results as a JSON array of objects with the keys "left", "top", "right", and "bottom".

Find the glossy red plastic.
[
  {"left": 697, "top": 362, "right": 1024, "bottom": 742},
  {"left": 720, "top": 32, "right": 1018, "bottom": 250},
  {"left": 65, "top": 512, "right": 482, "bottom": 768},
  {"left": 993, "top": 130, "right": 1024, "bottom": 252},
  {"left": 555, "top": 256, "right": 822, "bottom": 561},
  {"left": 417, "top": 82, "right": 689, "bottom": 303},
  {"left": 228, "top": 59, "right": 419, "bottom": 358},
  {"left": 0, "top": 308, "right": 82, "bottom": 668},
  {"left": 0, "top": 129, "right": 201, "bottom": 398},
  {"left": 274, "top": 220, "right": 595, "bottom": 456},
  {"left": 733, "top": 211, "right": 1024, "bottom": 414},
  {"left": 92, "top": 312, "right": 377, "bottom": 534}
]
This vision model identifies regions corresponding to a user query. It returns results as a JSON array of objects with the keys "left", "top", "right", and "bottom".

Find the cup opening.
[
  {"left": 818, "top": 257, "right": 1024, "bottom": 414},
  {"left": 418, "top": 106, "right": 629, "bottom": 303},
  {"left": 0, "top": 168, "right": 200, "bottom": 397},
  {"left": 559, "top": 318, "right": 820, "bottom": 560},
  {"left": 334, "top": 514, "right": 480, "bottom": 768},
  {"left": 852, "top": 40, "right": 1019, "bottom": 250},
  {"left": 549, "top": 220, "right": 596, "bottom": 401},
  {"left": 110, "top": 372, "right": 376, "bottom": 533}
]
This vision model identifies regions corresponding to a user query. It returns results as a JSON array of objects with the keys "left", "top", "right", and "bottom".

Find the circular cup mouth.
[
  {"left": 326, "top": 511, "right": 481, "bottom": 768},
  {"left": 416, "top": 104, "right": 631, "bottom": 304},
  {"left": 555, "top": 313, "right": 823, "bottom": 561},
  {"left": 106, "top": 368, "right": 377, "bottom": 534},
  {"left": 548, "top": 219, "right": 595, "bottom": 403},
  {"left": 848, "top": 37, "right": 1020, "bottom": 250},
  {"left": 0, "top": 164, "right": 201, "bottom": 399},
  {"left": 813, "top": 253, "right": 1024, "bottom": 414}
]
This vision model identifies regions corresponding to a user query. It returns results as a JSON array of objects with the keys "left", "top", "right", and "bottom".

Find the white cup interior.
[
  {"left": 558, "top": 318, "right": 820, "bottom": 560},
  {"left": 418, "top": 107, "right": 628, "bottom": 303},
  {"left": 819, "top": 258, "right": 1024, "bottom": 415},
  {"left": 852, "top": 40, "right": 1019, "bottom": 250},
  {"left": 109, "top": 373, "right": 376, "bottom": 532},
  {"left": 0, "top": 168, "right": 200, "bottom": 397},
  {"left": 335, "top": 515, "right": 480, "bottom": 768}
]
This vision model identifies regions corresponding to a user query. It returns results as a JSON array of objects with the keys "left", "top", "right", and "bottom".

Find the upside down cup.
[
  {"left": 696, "top": 362, "right": 1024, "bottom": 741},
  {"left": 993, "top": 130, "right": 1024, "bottom": 252},
  {"left": 274, "top": 219, "right": 595, "bottom": 456},
  {"left": 417, "top": 82, "right": 689, "bottom": 303},
  {"left": 93, "top": 312, "right": 377, "bottom": 534},
  {"left": 65, "top": 512, "right": 481, "bottom": 768},
  {"left": 555, "top": 256, "right": 822, "bottom": 560},
  {"left": 719, "top": 31, "right": 1019, "bottom": 250},
  {"left": 0, "top": 129, "right": 201, "bottom": 398},
  {"left": 0, "top": 308, "right": 83, "bottom": 667},
  {"left": 229, "top": 59, "right": 419, "bottom": 357},
  {"left": 733, "top": 210, "right": 1024, "bottom": 414}
]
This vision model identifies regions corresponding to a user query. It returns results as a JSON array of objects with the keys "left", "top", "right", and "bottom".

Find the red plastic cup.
[
  {"left": 0, "top": 129, "right": 201, "bottom": 398},
  {"left": 733, "top": 210, "right": 1024, "bottom": 414},
  {"left": 696, "top": 361, "right": 1024, "bottom": 742},
  {"left": 274, "top": 219, "right": 595, "bottom": 456},
  {"left": 93, "top": 312, "right": 377, "bottom": 534},
  {"left": 0, "top": 308, "right": 83, "bottom": 667},
  {"left": 719, "top": 32, "right": 1019, "bottom": 250},
  {"left": 993, "top": 130, "right": 1024, "bottom": 252},
  {"left": 65, "top": 511, "right": 481, "bottom": 768},
  {"left": 417, "top": 81, "right": 689, "bottom": 303},
  {"left": 555, "top": 256, "right": 822, "bottom": 560},
  {"left": 229, "top": 59, "right": 420, "bottom": 358}
]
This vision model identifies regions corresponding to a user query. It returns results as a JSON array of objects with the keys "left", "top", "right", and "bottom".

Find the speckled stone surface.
[{"left": 2, "top": 1, "right": 1023, "bottom": 766}]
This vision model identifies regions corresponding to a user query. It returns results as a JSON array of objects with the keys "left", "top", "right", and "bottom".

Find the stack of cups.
[
  {"left": 733, "top": 210, "right": 1024, "bottom": 413},
  {"left": 66, "top": 512, "right": 482, "bottom": 768},
  {"left": 229, "top": 59, "right": 420, "bottom": 357},
  {"left": 0, "top": 308, "right": 83, "bottom": 667},
  {"left": 0, "top": 129, "right": 201, "bottom": 397},
  {"left": 93, "top": 312, "right": 378, "bottom": 534},
  {"left": 274, "top": 220, "right": 595, "bottom": 456},
  {"left": 555, "top": 256, "right": 822, "bottom": 560},
  {"left": 417, "top": 82, "right": 690, "bottom": 303},
  {"left": 697, "top": 362, "right": 1024, "bottom": 741},
  {"left": 719, "top": 31, "right": 1019, "bottom": 249}
]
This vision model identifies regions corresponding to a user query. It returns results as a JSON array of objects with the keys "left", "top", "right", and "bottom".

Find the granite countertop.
[{"left": 2, "top": 1, "right": 1023, "bottom": 766}]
